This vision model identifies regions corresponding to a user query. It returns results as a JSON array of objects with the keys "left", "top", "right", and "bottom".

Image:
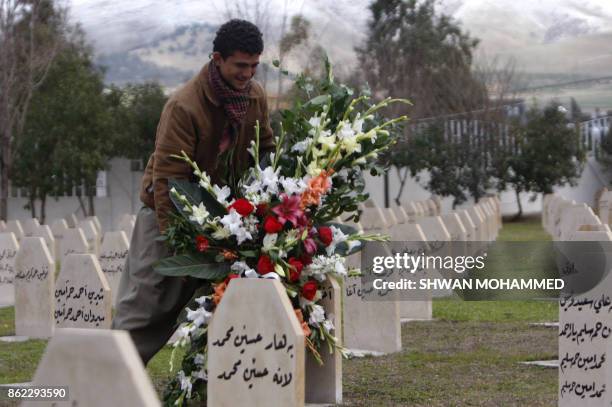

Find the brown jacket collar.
[{"left": 198, "top": 61, "right": 261, "bottom": 107}]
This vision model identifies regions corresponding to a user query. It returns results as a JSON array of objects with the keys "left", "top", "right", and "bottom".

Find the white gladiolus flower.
[
  {"left": 326, "top": 226, "right": 348, "bottom": 256},
  {"left": 212, "top": 227, "right": 231, "bottom": 240},
  {"left": 338, "top": 122, "right": 355, "bottom": 139},
  {"left": 220, "top": 209, "right": 252, "bottom": 244},
  {"left": 186, "top": 307, "right": 211, "bottom": 327},
  {"left": 304, "top": 254, "right": 347, "bottom": 280},
  {"left": 309, "top": 304, "right": 326, "bottom": 325},
  {"left": 352, "top": 116, "right": 364, "bottom": 133},
  {"left": 291, "top": 139, "right": 311, "bottom": 153},
  {"left": 318, "top": 133, "right": 337, "bottom": 152},
  {"left": 308, "top": 115, "right": 322, "bottom": 129},
  {"left": 213, "top": 185, "right": 231, "bottom": 205},
  {"left": 260, "top": 166, "right": 280, "bottom": 194},
  {"left": 323, "top": 319, "right": 335, "bottom": 333},
  {"left": 195, "top": 369, "right": 207, "bottom": 381},
  {"left": 263, "top": 233, "right": 278, "bottom": 251},
  {"left": 280, "top": 176, "right": 307, "bottom": 195},
  {"left": 194, "top": 354, "right": 206, "bottom": 366},
  {"left": 341, "top": 136, "right": 362, "bottom": 155},
  {"left": 177, "top": 371, "right": 193, "bottom": 398},
  {"left": 189, "top": 203, "right": 209, "bottom": 225}
]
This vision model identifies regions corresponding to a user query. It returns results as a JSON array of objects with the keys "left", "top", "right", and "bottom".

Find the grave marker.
[
  {"left": 23, "top": 329, "right": 161, "bottom": 407},
  {"left": 207, "top": 279, "right": 305, "bottom": 406},
  {"left": 98, "top": 231, "right": 129, "bottom": 306},
  {"left": 54, "top": 254, "right": 111, "bottom": 329},
  {"left": 14, "top": 237, "right": 54, "bottom": 338},
  {"left": 0, "top": 233, "right": 19, "bottom": 307}
]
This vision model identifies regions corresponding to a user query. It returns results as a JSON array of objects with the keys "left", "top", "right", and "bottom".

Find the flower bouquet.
[{"left": 157, "top": 58, "right": 409, "bottom": 406}]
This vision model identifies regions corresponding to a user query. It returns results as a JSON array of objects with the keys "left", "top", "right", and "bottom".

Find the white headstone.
[
  {"left": 54, "top": 254, "right": 111, "bottom": 329},
  {"left": 23, "top": 328, "right": 161, "bottom": 407},
  {"left": 207, "top": 279, "right": 305, "bottom": 406},
  {"left": 79, "top": 219, "right": 100, "bottom": 256},
  {"left": 403, "top": 202, "right": 419, "bottom": 222},
  {"left": 559, "top": 229, "right": 612, "bottom": 406},
  {"left": 599, "top": 191, "right": 612, "bottom": 225},
  {"left": 60, "top": 228, "right": 89, "bottom": 264},
  {"left": 467, "top": 206, "right": 487, "bottom": 242},
  {"left": 305, "top": 277, "right": 342, "bottom": 404},
  {"left": 14, "top": 237, "right": 54, "bottom": 338},
  {"left": 98, "top": 231, "right": 129, "bottom": 306},
  {"left": 441, "top": 213, "right": 468, "bottom": 257},
  {"left": 5, "top": 220, "right": 24, "bottom": 241},
  {"left": 87, "top": 215, "right": 102, "bottom": 235},
  {"left": 21, "top": 218, "right": 40, "bottom": 237},
  {"left": 457, "top": 210, "right": 477, "bottom": 242},
  {"left": 0, "top": 220, "right": 5, "bottom": 232},
  {"left": 0, "top": 233, "right": 19, "bottom": 307},
  {"left": 50, "top": 219, "right": 69, "bottom": 262},
  {"left": 31, "top": 225, "right": 56, "bottom": 262},
  {"left": 343, "top": 247, "right": 402, "bottom": 353},
  {"left": 360, "top": 206, "right": 389, "bottom": 233},
  {"left": 416, "top": 217, "right": 452, "bottom": 297},
  {"left": 559, "top": 205, "right": 601, "bottom": 241},
  {"left": 65, "top": 213, "right": 79, "bottom": 228}
]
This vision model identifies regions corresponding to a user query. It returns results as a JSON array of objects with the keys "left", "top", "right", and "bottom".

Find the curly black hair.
[{"left": 213, "top": 19, "right": 264, "bottom": 59}]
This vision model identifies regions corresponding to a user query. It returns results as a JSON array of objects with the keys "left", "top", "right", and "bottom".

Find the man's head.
[{"left": 212, "top": 19, "right": 263, "bottom": 90}]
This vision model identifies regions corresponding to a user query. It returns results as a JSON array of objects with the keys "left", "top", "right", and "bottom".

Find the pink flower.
[{"left": 272, "top": 194, "right": 304, "bottom": 227}]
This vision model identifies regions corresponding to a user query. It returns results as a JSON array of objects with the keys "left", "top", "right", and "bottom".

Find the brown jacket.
[{"left": 140, "top": 62, "right": 274, "bottom": 232}]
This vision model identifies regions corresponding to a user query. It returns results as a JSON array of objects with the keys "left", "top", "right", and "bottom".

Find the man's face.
[{"left": 213, "top": 51, "right": 260, "bottom": 90}]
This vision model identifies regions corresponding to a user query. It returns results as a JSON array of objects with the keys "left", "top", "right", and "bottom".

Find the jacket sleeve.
[
  {"left": 152, "top": 100, "right": 197, "bottom": 233},
  {"left": 259, "top": 89, "right": 275, "bottom": 154}
]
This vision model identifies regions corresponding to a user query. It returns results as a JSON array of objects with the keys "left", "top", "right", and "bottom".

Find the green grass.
[{"left": 0, "top": 215, "right": 559, "bottom": 405}]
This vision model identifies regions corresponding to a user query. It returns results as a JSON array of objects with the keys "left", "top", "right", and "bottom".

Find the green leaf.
[
  {"left": 239, "top": 250, "right": 258, "bottom": 258},
  {"left": 169, "top": 178, "right": 226, "bottom": 218},
  {"left": 272, "top": 59, "right": 280, "bottom": 67},
  {"left": 307, "top": 95, "right": 329, "bottom": 106},
  {"left": 154, "top": 254, "right": 230, "bottom": 280}
]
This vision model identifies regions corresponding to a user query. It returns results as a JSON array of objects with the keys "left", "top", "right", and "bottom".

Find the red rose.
[
  {"left": 257, "top": 255, "right": 275, "bottom": 275},
  {"left": 224, "top": 273, "right": 240, "bottom": 285},
  {"left": 256, "top": 203, "right": 268, "bottom": 217},
  {"left": 229, "top": 198, "right": 254, "bottom": 216},
  {"left": 195, "top": 235, "right": 209, "bottom": 252},
  {"left": 287, "top": 258, "right": 304, "bottom": 282},
  {"left": 318, "top": 226, "right": 333, "bottom": 246},
  {"left": 299, "top": 254, "right": 313, "bottom": 266},
  {"left": 301, "top": 280, "right": 318, "bottom": 301},
  {"left": 263, "top": 215, "right": 283, "bottom": 234}
]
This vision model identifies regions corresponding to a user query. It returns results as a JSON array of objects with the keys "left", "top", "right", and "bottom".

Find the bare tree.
[{"left": 0, "top": 0, "right": 65, "bottom": 220}]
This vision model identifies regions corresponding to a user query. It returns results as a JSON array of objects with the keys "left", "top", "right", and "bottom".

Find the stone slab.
[
  {"left": 98, "top": 231, "right": 129, "bottom": 307},
  {"left": 207, "top": 279, "right": 305, "bottom": 406},
  {"left": 60, "top": 228, "right": 89, "bottom": 264},
  {"left": 54, "top": 254, "right": 112, "bottom": 329},
  {"left": 0, "top": 233, "right": 19, "bottom": 307},
  {"left": 15, "top": 237, "right": 55, "bottom": 338},
  {"left": 23, "top": 328, "right": 161, "bottom": 407}
]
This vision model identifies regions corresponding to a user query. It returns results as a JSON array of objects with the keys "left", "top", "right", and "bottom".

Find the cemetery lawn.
[{"left": 0, "top": 215, "right": 558, "bottom": 405}]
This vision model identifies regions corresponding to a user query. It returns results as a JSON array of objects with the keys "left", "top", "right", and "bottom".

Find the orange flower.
[
  {"left": 221, "top": 249, "right": 238, "bottom": 261},
  {"left": 300, "top": 169, "right": 334, "bottom": 209},
  {"left": 212, "top": 282, "right": 227, "bottom": 306},
  {"left": 294, "top": 308, "right": 312, "bottom": 337}
]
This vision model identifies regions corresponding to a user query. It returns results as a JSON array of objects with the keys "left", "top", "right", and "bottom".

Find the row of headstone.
[
  {"left": 13, "top": 236, "right": 113, "bottom": 339},
  {"left": 0, "top": 213, "right": 134, "bottom": 307},
  {"left": 24, "top": 276, "right": 340, "bottom": 407},
  {"left": 542, "top": 194, "right": 612, "bottom": 405},
  {"left": 338, "top": 197, "right": 502, "bottom": 356}
]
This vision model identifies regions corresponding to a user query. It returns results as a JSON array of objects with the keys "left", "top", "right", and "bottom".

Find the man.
[{"left": 112, "top": 19, "right": 275, "bottom": 365}]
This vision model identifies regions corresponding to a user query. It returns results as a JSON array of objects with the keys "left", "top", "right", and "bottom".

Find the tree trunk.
[
  {"left": 513, "top": 188, "right": 523, "bottom": 221},
  {"left": 77, "top": 196, "right": 87, "bottom": 217},
  {"left": 384, "top": 170, "right": 389, "bottom": 208},
  {"left": 40, "top": 194, "right": 46, "bottom": 224},
  {"left": 88, "top": 192, "right": 95, "bottom": 216},
  {"left": 0, "top": 132, "right": 11, "bottom": 221},
  {"left": 394, "top": 167, "right": 410, "bottom": 206},
  {"left": 29, "top": 194, "right": 36, "bottom": 219}
]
